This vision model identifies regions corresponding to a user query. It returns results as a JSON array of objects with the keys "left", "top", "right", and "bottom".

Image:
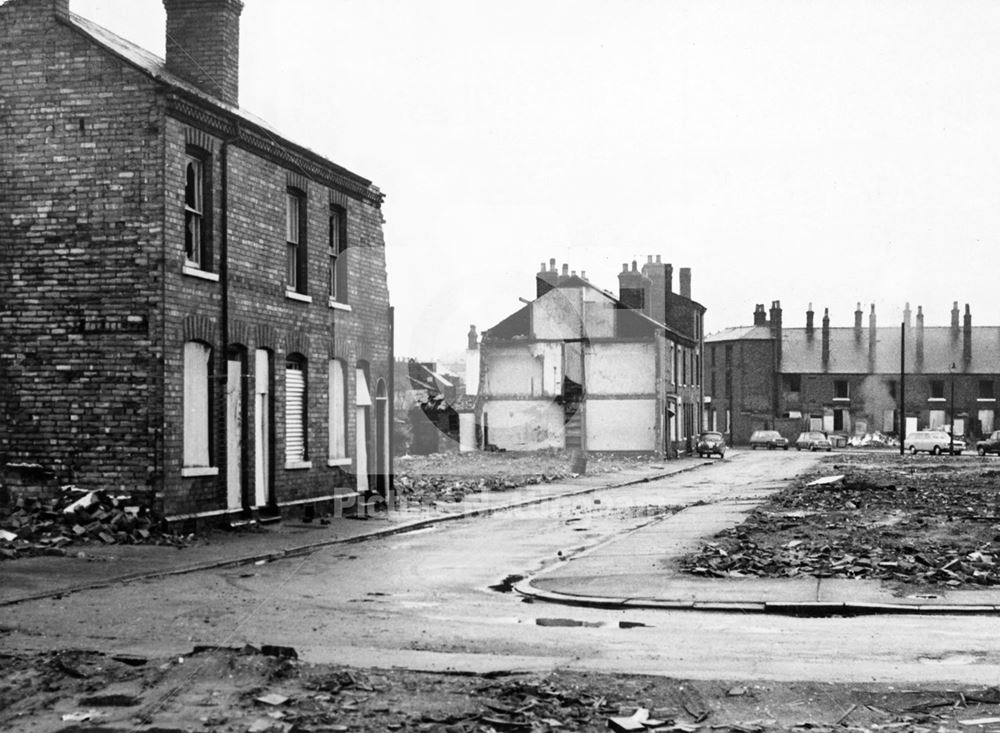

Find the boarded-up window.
[
  {"left": 980, "top": 410, "right": 995, "bottom": 434},
  {"left": 183, "top": 341, "right": 211, "bottom": 467},
  {"left": 286, "top": 355, "right": 307, "bottom": 463},
  {"left": 329, "top": 359, "right": 347, "bottom": 458}
]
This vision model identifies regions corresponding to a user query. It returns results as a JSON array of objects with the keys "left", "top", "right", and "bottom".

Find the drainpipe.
[
  {"left": 388, "top": 304, "right": 395, "bottom": 507},
  {"left": 220, "top": 124, "right": 241, "bottom": 510}
]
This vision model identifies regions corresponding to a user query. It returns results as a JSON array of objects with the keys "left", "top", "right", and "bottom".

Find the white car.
[{"left": 904, "top": 430, "right": 965, "bottom": 455}]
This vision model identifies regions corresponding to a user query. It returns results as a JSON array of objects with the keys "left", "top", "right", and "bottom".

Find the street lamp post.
[{"left": 950, "top": 362, "right": 956, "bottom": 455}]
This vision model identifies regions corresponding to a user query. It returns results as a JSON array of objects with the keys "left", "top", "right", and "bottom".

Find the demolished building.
[{"left": 475, "top": 258, "right": 706, "bottom": 456}]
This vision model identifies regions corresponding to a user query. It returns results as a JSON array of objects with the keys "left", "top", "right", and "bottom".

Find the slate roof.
[
  {"left": 710, "top": 325, "right": 1000, "bottom": 375},
  {"left": 65, "top": 12, "right": 375, "bottom": 193},
  {"left": 483, "top": 277, "right": 695, "bottom": 344},
  {"left": 783, "top": 326, "right": 1000, "bottom": 375},
  {"left": 705, "top": 325, "right": 774, "bottom": 342}
]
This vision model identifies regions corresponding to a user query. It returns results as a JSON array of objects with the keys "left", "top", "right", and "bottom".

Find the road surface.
[{"left": 4, "top": 450, "right": 1000, "bottom": 684}]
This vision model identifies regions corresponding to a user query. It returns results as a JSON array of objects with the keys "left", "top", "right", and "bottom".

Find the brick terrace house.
[
  {"left": 0, "top": 0, "right": 393, "bottom": 525},
  {"left": 705, "top": 301, "right": 1000, "bottom": 445},
  {"left": 475, "top": 257, "right": 705, "bottom": 457}
]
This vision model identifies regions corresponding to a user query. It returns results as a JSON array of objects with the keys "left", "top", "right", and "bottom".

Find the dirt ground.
[
  {"left": 681, "top": 452, "right": 1000, "bottom": 589},
  {"left": 395, "top": 450, "right": 660, "bottom": 505},
  {"left": 6, "top": 646, "right": 1000, "bottom": 733}
]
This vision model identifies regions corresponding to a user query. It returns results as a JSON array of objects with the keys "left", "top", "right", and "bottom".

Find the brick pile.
[{"left": 0, "top": 487, "right": 186, "bottom": 560}]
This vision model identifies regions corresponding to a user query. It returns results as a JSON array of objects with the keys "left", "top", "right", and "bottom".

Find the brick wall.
[
  {"left": 1, "top": 1, "right": 393, "bottom": 519},
  {"left": 0, "top": 3, "right": 167, "bottom": 496}
]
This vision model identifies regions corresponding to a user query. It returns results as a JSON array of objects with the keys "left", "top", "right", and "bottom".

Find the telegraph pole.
[{"left": 899, "top": 321, "right": 906, "bottom": 456}]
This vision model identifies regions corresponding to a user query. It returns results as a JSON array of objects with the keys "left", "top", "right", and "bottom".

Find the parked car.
[
  {"left": 696, "top": 431, "right": 727, "bottom": 458},
  {"left": 795, "top": 431, "right": 832, "bottom": 452},
  {"left": 749, "top": 430, "right": 789, "bottom": 450},
  {"left": 904, "top": 430, "right": 966, "bottom": 455},
  {"left": 977, "top": 430, "right": 1000, "bottom": 456}
]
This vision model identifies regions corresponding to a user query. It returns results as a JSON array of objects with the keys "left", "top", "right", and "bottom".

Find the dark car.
[
  {"left": 978, "top": 430, "right": 1000, "bottom": 456},
  {"left": 795, "top": 431, "right": 832, "bottom": 452},
  {"left": 749, "top": 429, "right": 789, "bottom": 450},
  {"left": 696, "top": 431, "right": 726, "bottom": 458}
]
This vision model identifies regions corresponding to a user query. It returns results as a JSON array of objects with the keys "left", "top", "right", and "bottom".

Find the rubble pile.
[
  {"left": 394, "top": 472, "right": 562, "bottom": 504},
  {"left": 396, "top": 451, "right": 656, "bottom": 505},
  {"left": 8, "top": 646, "right": 1000, "bottom": 731},
  {"left": 681, "top": 455, "right": 1000, "bottom": 588},
  {"left": 0, "top": 486, "right": 185, "bottom": 560}
]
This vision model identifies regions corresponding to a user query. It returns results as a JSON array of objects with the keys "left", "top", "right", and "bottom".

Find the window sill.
[
  {"left": 928, "top": 397, "right": 947, "bottom": 402},
  {"left": 284, "top": 460, "right": 313, "bottom": 470},
  {"left": 182, "top": 466, "right": 219, "bottom": 477},
  {"left": 833, "top": 397, "right": 851, "bottom": 402},
  {"left": 183, "top": 265, "right": 219, "bottom": 282},
  {"left": 327, "top": 457, "right": 352, "bottom": 467},
  {"left": 285, "top": 291, "right": 313, "bottom": 304},
  {"left": 977, "top": 398, "right": 996, "bottom": 403},
  {"left": 328, "top": 299, "right": 352, "bottom": 312}
]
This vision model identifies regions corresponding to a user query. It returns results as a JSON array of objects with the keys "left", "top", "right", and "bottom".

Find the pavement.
[{"left": 4, "top": 455, "right": 1000, "bottom": 615}]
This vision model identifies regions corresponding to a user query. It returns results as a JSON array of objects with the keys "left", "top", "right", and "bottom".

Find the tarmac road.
[{"left": 5, "top": 450, "right": 1000, "bottom": 685}]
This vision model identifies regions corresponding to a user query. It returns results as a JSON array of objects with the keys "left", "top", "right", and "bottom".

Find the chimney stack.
[
  {"left": 806, "top": 303, "right": 814, "bottom": 338},
  {"left": 753, "top": 304, "right": 767, "bottom": 327},
  {"left": 951, "top": 301, "right": 960, "bottom": 339},
  {"left": 854, "top": 302, "right": 863, "bottom": 341},
  {"left": 641, "top": 255, "right": 668, "bottom": 325},
  {"left": 163, "top": 0, "right": 244, "bottom": 107},
  {"left": 915, "top": 305, "right": 925, "bottom": 372},
  {"left": 536, "top": 259, "right": 558, "bottom": 297},
  {"left": 769, "top": 300, "right": 783, "bottom": 368},
  {"left": 467, "top": 325, "right": 479, "bottom": 350},
  {"left": 821, "top": 308, "right": 830, "bottom": 369},
  {"left": 618, "top": 261, "right": 647, "bottom": 312},
  {"left": 679, "top": 268, "right": 692, "bottom": 299},
  {"left": 903, "top": 302, "right": 912, "bottom": 330},
  {"left": 868, "top": 304, "right": 877, "bottom": 373},
  {"left": 963, "top": 303, "right": 972, "bottom": 367}
]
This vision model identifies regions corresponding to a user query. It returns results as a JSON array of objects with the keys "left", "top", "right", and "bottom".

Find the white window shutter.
[{"left": 286, "top": 365, "right": 306, "bottom": 462}]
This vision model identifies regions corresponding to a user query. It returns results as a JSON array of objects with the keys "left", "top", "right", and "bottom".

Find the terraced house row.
[
  {"left": 0, "top": 0, "right": 394, "bottom": 525},
  {"left": 705, "top": 301, "right": 1000, "bottom": 446}
]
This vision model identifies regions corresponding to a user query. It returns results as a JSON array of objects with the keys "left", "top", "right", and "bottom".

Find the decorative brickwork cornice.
[{"left": 165, "top": 91, "right": 384, "bottom": 208}]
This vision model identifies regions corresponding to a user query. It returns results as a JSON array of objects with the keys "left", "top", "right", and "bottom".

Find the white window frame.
[
  {"left": 329, "top": 206, "right": 348, "bottom": 303},
  {"left": 286, "top": 191, "right": 304, "bottom": 294},
  {"left": 185, "top": 156, "right": 204, "bottom": 268}
]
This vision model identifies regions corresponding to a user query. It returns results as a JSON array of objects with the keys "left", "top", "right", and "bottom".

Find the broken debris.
[{"left": 0, "top": 484, "right": 188, "bottom": 560}]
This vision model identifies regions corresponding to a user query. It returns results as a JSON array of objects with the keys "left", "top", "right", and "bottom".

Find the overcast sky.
[{"left": 62, "top": 1, "right": 1000, "bottom": 359}]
